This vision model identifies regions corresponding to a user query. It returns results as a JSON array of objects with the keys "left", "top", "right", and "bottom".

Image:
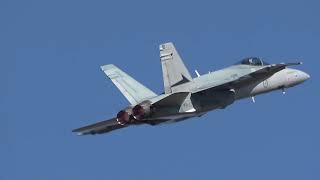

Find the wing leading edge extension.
[{"left": 194, "top": 62, "right": 303, "bottom": 93}]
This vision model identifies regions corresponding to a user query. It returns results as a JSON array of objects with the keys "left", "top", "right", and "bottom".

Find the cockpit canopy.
[{"left": 236, "top": 57, "right": 269, "bottom": 66}]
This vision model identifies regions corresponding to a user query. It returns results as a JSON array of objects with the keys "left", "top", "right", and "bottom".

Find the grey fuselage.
[
  {"left": 193, "top": 66, "right": 309, "bottom": 100},
  {"left": 148, "top": 65, "right": 310, "bottom": 123},
  {"left": 72, "top": 43, "right": 311, "bottom": 135}
]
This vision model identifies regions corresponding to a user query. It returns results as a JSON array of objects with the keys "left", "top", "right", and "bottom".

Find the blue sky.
[{"left": 1, "top": 0, "right": 319, "bottom": 179}]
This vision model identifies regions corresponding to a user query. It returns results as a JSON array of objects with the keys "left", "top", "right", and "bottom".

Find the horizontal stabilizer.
[{"left": 72, "top": 118, "right": 125, "bottom": 135}]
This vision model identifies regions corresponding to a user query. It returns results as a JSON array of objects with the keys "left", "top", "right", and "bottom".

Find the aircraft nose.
[
  {"left": 285, "top": 69, "right": 310, "bottom": 87},
  {"left": 298, "top": 70, "right": 310, "bottom": 82}
]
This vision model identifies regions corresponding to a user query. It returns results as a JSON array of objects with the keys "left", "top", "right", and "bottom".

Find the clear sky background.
[{"left": 1, "top": 0, "right": 319, "bottom": 179}]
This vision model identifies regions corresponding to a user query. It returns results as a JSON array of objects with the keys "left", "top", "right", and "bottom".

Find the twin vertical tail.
[
  {"left": 101, "top": 42, "right": 192, "bottom": 105},
  {"left": 159, "top": 42, "right": 193, "bottom": 94},
  {"left": 101, "top": 64, "right": 157, "bottom": 105}
]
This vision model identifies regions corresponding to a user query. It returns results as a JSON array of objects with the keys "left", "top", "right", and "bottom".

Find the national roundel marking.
[{"left": 263, "top": 80, "right": 269, "bottom": 88}]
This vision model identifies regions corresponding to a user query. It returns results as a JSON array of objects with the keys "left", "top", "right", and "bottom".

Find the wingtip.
[{"left": 72, "top": 130, "right": 89, "bottom": 136}]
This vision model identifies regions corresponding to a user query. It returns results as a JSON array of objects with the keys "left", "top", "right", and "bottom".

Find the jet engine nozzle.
[
  {"left": 132, "top": 101, "right": 152, "bottom": 120},
  {"left": 116, "top": 110, "right": 132, "bottom": 125}
]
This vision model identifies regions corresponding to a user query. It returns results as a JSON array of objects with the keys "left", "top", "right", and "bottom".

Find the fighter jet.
[{"left": 73, "top": 42, "right": 310, "bottom": 135}]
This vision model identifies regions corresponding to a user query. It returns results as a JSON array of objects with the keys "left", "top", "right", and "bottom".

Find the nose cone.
[
  {"left": 285, "top": 69, "right": 310, "bottom": 87},
  {"left": 298, "top": 71, "right": 310, "bottom": 82}
]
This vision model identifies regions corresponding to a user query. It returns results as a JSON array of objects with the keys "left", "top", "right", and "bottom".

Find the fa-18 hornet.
[{"left": 73, "top": 42, "right": 310, "bottom": 135}]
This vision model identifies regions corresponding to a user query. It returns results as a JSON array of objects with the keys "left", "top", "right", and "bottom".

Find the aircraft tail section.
[
  {"left": 101, "top": 64, "right": 157, "bottom": 105},
  {"left": 160, "top": 42, "right": 193, "bottom": 94}
]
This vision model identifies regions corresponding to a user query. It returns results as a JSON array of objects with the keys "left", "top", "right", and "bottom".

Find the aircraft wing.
[
  {"left": 72, "top": 118, "right": 125, "bottom": 135},
  {"left": 195, "top": 62, "right": 302, "bottom": 92}
]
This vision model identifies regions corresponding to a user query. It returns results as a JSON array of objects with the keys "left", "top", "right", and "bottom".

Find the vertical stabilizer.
[
  {"left": 101, "top": 64, "right": 157, "bottom": 105},
  {"left": 159, "top": 42, "right": 192, "bottom": 94}
]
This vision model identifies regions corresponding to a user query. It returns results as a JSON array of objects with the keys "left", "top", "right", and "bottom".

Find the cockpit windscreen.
[{"left": 236, "top": 57, "right": 269, "bottom": 66}]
